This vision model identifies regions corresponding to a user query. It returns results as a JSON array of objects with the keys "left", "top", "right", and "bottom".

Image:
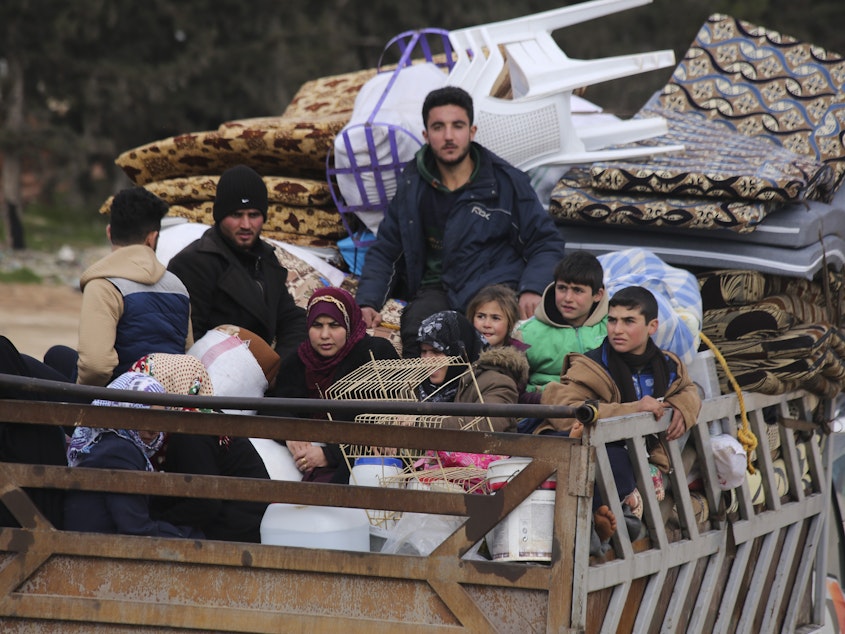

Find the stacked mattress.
[
  {"left": 548, "top": 14, "right": 845, "bottom": 397},
  {"left": 551, "top": 14, "right": 845, "bottom": 280},
  {"left": 107, "top": 67, "right": 380, "bottom": 248}
]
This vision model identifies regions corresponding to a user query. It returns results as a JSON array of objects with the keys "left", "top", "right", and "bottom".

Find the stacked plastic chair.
[
  {"left": 448, "top": 0, "right": 683, "bottom": 170},
  {"left": 326, "top": 0, "right": 684, "bottom": 245}
]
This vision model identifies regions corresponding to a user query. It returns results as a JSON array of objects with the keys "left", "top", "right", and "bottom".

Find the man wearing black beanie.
[{"left": 168, "top": 164, "right": 306, "bottom": 362}]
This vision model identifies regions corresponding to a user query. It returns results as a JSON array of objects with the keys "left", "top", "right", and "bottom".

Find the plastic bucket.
[
  {"left": 350, "top": 456, "right": 404, "bottom": 488},
  {"left": 260, "top": 503, "right": 370, "bottom": 552},
  {"left": 485, "top": 457, "right": 556, "bottom": 562},
  {"left": 485, "top": 490, "right": 556, "bottom": 562},
  {"left": 350, "top": 456, "right": 405, "bottom": 528},
  {"left": 485, "top": 456, "right": 556, "bottom": 492}
]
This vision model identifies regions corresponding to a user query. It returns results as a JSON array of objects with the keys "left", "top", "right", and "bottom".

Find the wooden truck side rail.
[{"left": 0, "top": 375, "right": 832, "bottom": 633}]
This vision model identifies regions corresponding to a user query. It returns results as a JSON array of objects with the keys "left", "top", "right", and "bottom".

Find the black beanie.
[{"left": 212, "top": 165, "right": 269, "bottom": 223}]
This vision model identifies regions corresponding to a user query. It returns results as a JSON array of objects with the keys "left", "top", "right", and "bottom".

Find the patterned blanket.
[
  {"left": 658, "top": 14, "right": 845, "bottom": 189},
  {"left": 698, "top": 268, "right": 845, "bottom": 397},
  {"left": 599, "top": 248, "right": 702, "bottom": 364},
  {"left": 589, "top": 106, "right": 836, "bottom": 204},
  {"left": 550, "top": 14, "right": 845, "bottom": 237}
]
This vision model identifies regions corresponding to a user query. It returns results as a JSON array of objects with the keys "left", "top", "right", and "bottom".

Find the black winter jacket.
[
  {"left": 355, "top": 143, "right": 566, "bottom": 312},
  {"left": 167, "top": 226, "right": 306, "bottom": 361}
]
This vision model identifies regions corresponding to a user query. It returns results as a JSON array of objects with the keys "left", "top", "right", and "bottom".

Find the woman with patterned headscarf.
[
  {"left": 416, "top": 310, "right": 528, "bottom": 434},
  {"left": 63, "top": 372, "right": 201, "bottom": 538},
  {"left": 268, "top": 286, "right": 399, "bottom": 484},
  {"left": 131, "top": 353, "right": 271, "bottom": 544}
]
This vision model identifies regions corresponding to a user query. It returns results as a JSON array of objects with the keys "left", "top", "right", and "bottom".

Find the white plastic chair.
[{"left": 446, "top": 0, "right": 683, "bottom": 170}]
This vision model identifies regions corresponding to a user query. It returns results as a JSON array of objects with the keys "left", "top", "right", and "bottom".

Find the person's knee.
[{"left": 43, "top": 345, "right": 78, "bottom": 382}]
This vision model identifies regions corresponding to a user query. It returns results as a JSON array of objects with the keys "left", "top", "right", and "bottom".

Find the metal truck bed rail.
[
  {"left": 581, "top": 390, "right": 828, "bottom": 633},
  {"left": 0, "top": 376, "right": 831, "bottom": 632}
]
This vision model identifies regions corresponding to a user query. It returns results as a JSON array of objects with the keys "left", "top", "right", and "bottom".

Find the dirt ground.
[{"left": 0, "top": 283, "right": 82, "bottom": 360}]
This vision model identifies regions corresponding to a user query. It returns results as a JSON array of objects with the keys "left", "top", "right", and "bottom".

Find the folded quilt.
[
  {"left": 716, "top": 323, "right": 832, "bottom": 360},
  {"left": 281, "top": 68, "right": 378, "bottom": 121},
  {"left": 698, "top": 270, "right": 768, "bottom": 309},
  {"left": 703, "top": 304, "right": 795, "bottom": 340},
  {"left": 589, "top": 106, "right": 836, "bottom": 203},
  {"left": 167, "top": 201, "right": 345, "bottom": 241},
  {"left": 657, "top": 14, "right": 845, "bottom": 189},
  {"left": 100, "top": 175, "right": 333, "bottom": 213},
  {"left": 550, "top": 166, "right": 778, "bottom": 233},
  {"left": 116, "top": 117, "right": 346, "bottom": 185}
]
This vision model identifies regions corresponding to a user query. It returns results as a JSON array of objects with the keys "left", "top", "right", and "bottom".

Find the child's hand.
[
  {"left": 636, "top": 395, "right": 665, "bottom": 420},
  {"left": 665, "top": 408, "right": 685, "bottom": 441}
]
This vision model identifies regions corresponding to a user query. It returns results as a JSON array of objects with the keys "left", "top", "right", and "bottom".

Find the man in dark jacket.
[
  {"left": 355, "top": 86, "right": 566, "bottom": 357},
  {"left": 167, "top": 165, "right": 306, "bottom": 361}
]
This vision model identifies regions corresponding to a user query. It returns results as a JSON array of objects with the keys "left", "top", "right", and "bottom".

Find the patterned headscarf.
[
  {"left": 417, "top": 310, "right": 484, "bottom": 361},
  {"left": 130, "top": 353, "right": 222, "bottom": 459},
  {"left": 130, "top": 353, "right": 214, "bottom": 400},
  {"left": 416, "top": 311, "right": 485, "bottom": 402},
  {"left": 67, "top": 372, "right": 166, "bottom": 472},
  {"left": 297, "top": 286, "right": 367, "bottom": 397}
]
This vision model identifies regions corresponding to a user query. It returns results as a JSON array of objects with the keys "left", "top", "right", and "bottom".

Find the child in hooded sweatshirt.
[
  {"left": 515, "top": 251, "right": 607, "bottom": 395},
  {"left": 414, "top": 311, "right": 529, "bottom": 485},
  {"left": 539, "top": 286, "right": 702, "bottom": 548},
  {"left": 417, "top": 310, "right": 529, "bottom": 435}
]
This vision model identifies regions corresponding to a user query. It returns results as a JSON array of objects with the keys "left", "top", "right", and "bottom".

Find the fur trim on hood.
[{"left": 475, "top": 346, "right": 529, "bottom": 391}]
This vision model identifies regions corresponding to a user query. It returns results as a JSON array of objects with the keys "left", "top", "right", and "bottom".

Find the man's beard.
[
  {"left": 433, "top": 144, "right": 470, "bottom": 167},
  {"left": 217, "top": 224, "right": 259, "bottom": 252}
]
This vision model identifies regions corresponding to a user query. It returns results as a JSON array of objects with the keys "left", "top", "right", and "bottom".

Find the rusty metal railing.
[{"left": 0, "top": 374, "right": 596, "bottom": 633}]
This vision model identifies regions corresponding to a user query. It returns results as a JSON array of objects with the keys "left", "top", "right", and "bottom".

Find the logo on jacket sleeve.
[{"left": 470, "top": 205, "right": 490, "bottom": 220}]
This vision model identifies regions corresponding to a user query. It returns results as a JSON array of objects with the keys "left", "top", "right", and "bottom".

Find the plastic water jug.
[{"left": 260, "top": 503, "right": 370, "bottom": 552}]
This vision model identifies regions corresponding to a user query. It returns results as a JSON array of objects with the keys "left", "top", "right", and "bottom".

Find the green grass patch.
[
  {"left": 0, "top": 267, "right": 42, "bottom": 284},
  {"left": 1, "top": 200, "right": 107, "bottom": 252}
]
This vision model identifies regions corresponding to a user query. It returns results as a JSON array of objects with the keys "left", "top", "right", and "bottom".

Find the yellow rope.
[{"left": 699, "top": 332, "right": 758, "bottom": 474}]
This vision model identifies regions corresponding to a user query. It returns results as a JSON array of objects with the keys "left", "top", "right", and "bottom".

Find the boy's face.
[
  {"left": 420, "top": 343, "right": 449, "bottom": 385},
  {"left": 554, "top": 281, "right": 603, "bottom": 327},
  {"left": 606, "top": 305, "right": 658, "bottom": 355}
]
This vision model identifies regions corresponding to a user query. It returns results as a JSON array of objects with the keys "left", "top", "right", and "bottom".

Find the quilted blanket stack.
[
  {"left": 552, "top": 14, "right": 845, "bottom": 281},
  {"left": 697, "top": 268, "right": 845, "bottom": 397},
  {"left": 108, "top": 67, "right": 380, "bottom": 248},
  {"left": 547, "top": 14, "right": 845, "bottom": 397}
]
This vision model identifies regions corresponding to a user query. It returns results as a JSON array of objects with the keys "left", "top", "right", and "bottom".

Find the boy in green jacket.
[{"left": 515, "top": 251, "right": 607, "bottom": 394}]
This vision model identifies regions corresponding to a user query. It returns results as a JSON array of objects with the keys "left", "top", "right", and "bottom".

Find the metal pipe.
[{"left": 0, "top": 373, "right": 598, "bottom": 424}]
